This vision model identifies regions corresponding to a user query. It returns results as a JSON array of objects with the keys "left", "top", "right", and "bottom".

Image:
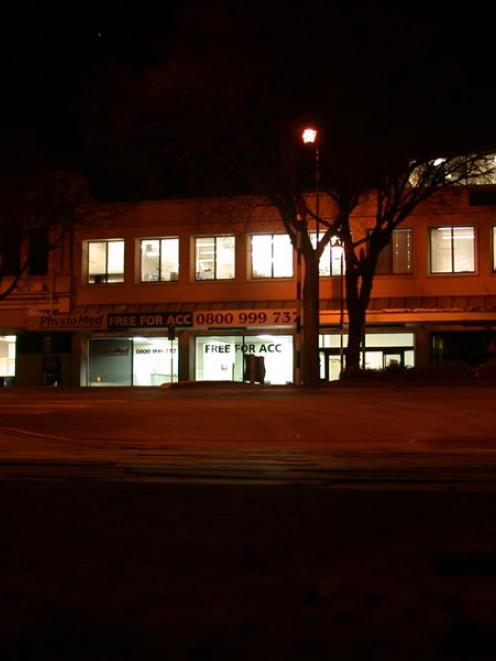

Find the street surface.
[
  {"left": 1, "top": 385, "right": 496, "bottom": 659},
  {"left": 1, "top": 384, "right": 496, "bottom": 487}
]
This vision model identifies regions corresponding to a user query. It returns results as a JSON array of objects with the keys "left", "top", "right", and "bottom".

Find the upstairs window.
[
  {"left": 195, "top": 236, "right": 235, "bottom": 280},
  {"left": 251, "top": 234, "right": 293, "bottom": 278},
  {"left": 141, "top": 238, "right": 179, "bottom": 282},
  {"left": 492, "top": 227, "right": 496, "bottom": 271},
  {"left": 29, "top": 228, "right": 50, "bottom": 275},
  {"left": 376, "top": 228, "right": 413, "bottom": 275},
  {"left": 430, "top": 227, "right": 475, "bottom": 274},
  {"left": 88, "top": 239, "right": 125, "bottom": 284},
  {"left": 0, "top": 228, "right": 21, "bottom": 276},
  {"left": 309, "top": 232, "right": 345, "bottom": 276}
]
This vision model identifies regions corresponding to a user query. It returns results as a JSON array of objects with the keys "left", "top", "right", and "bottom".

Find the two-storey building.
[{"left": 3, "top": 187, "right": 496, "bottom": 386}]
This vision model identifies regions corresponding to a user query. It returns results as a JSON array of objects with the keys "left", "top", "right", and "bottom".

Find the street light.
[
  {"left": 301, "top": 128, "right": 320, "bottom": 222},
  {"left": 302, "top": 127, "right": 321, "bottom": 379}
]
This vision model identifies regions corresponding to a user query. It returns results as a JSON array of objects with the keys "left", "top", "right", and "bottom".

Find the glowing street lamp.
[{"left": 302, "top": 127, "right": 318, "bottom": 144}]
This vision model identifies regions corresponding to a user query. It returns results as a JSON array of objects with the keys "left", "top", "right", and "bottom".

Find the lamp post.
[
  {"left": 302, "top": 128, "right": 320, "bottom": 232},
  {"left": 302, "top": 127, "right": 321, "bottom": 379}
]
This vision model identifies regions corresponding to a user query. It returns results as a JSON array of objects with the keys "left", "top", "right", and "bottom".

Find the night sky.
[{"left": 3, "top": 1, "right": 496, "bottom": 199}]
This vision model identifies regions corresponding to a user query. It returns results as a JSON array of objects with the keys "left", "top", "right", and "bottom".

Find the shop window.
[
  {"left": 309, "top": 232, "right": 345, "bottom": 276},
  {"left": 195, "top": 335, "right": 293, "bottom": 385},
  {"left": 376, "top": 228, "right": 413, "bottom": 275},
  {"left": 251, "top": 234, "right": 293, "bottom": 278},
  {"left": 141, "top": 238, "right": 179, "bottom": 282},
  {"left": 430, "top": 227, "right": 475, "bottom": 274},
  {"left": 0, "top": 335, "right": 16, "bottom": 377},
  {"left": 195, "top": 236, "right": 235, "bottom": 280},
  {"left": 88, "top": 337, "right": 178, "bottom": 386},
  {"left": 88, "top": 239, "right": 125, "bottom": 284}
]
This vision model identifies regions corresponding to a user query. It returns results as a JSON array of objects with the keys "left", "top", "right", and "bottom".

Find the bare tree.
[{"left": 327, "top": 154, "right": 496, "bottom": 370}]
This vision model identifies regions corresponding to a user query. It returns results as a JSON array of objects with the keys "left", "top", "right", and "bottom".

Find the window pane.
[
  {"left": 272, "top": 234, "right": 293, "bottom": 277},
  {"left": 141, "top": 239, "right": 160, "bottom": 281},
  {"left": 216, "top": 236, "right": 235, "bottom": 279},
  {"left": 330, "top": 237, "right": 345, "bottom": 275},
  {"left": 196, "top": 237, "right": 215, "bottom": 280},
  {"left": 319, "top": 242, "right": 331, "bottom": 276},
  {"left": 392, "top": 229, "right": 413, "bottom": 274},
  {"left": 0, "top": 335, "right": 16, "bottom": 377},
  {"left": 453, "top": 227, "right": 475, "bottom": 272},
  {"left": 29, "top": 228, "right": 49, "bottom": 275},
  {"left": 430, "top": 228, "right": 452, "bottom": 273},
  {"left": 493, "top": 227, "right": 496, "bottom": 271},
  {"left": 1, "top": 229, "right": 21, "bottom": 275},
  {"left": 88, "top": 242, "right": 107, "bottom": 283},
  {"left": 252, "top": 235, "right": 272, "bottom": 278},
  {"left": 107, "top": 240, "right": 125, "bottom": 282},
  {"left": 160, "top": 238, "right": 179, "bottom": 281},
  {"left": 376, "top": 243, "right": 392, "bottom": 274}
]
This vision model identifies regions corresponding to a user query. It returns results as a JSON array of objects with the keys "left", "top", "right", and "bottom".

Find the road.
[
  {"left": 2, "top": 386, "right": 496, "bottom": 659},
  {"left": 1, "top": 385, "right": 496, "bottom": 487}
]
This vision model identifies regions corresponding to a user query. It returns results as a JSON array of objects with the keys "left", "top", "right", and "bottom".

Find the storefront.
[
  {"left": 88, "top": 336, "right": 178, "bottom": 386},
  {"left": 319, "top": 331, "right": 415, "bottom": 380},
  {"left": 195, "top": 334, "right": 293, "bottom": 384}
]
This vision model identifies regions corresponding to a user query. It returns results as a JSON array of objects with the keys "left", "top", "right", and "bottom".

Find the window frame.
[
  {"left": 375, "top": 227, "right": 414, "bottom": 276},
  {"left": 250, "top": 233, "right": 294, "bottom": 279},
  {"left": 309, "top": 231, "right": 345, "bottom": 277},
  {"left": 140, "top": 237, "right": 179, "bottom": 283},
  {"left": 87, "top": 238, "right": 125, "bottom": 284},
  {"left": 492, "top": 226, "right": 496, "bottom": 272},
  {"left": 429, "top": 226, "right": 476, "bottom": 275},
  {"left": 194, "top": 235, "right": 236, "bottom": 281}
]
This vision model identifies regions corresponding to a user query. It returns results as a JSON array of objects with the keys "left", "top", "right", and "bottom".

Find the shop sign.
[
  {"left": 107, "top": 312, "right": 193, "bottom": 329},
  {"left": 203, "top": 342, "right": 284, "bottom": 354},
  {"left": 28, "top": 313, "right": 105, "bottom": 330},
  {"left": 193, "top": 309, "right": 297, "bottom": 327}
]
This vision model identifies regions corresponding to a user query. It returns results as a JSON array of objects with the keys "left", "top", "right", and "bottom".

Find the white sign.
[{"left": 193, "top": 309, "right": 297, "bottom": 327}]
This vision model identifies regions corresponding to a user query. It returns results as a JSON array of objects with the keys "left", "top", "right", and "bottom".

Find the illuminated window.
[
  {"left": 195, "top": 236, "right": 235, "bottom": 280},
  {"left": 430, "top": 227, "right": 475, "bottom": 274},
  {"left": 492, "top": 227, "right": 496, "bottom": 271},
  {"left": 251, "top": 234, "right": 293, "bottom": 278},
  {"left": 88, "top": 239, "right": 125, "bottom": 284},
  {"left": 0, "top": 335, "right": 16, "bottom": 377},
  {"left": 309, "top": 232, "right": 345, "bottom": 276},
  {"left": 376, "top": 228, "right": 413, "bottom": 275},
  {"left": 141, "top": 238, "right": 179, "bottom": 282}
]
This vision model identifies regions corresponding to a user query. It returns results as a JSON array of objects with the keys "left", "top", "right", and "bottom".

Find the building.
[{"left": 2, "top": 186, "right": 496, "bottom": 387}]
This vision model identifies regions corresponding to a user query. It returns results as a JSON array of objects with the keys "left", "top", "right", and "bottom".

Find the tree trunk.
[
  {"left": 345, "top": 266, "right": 374, "bottom": 371},
  {"left": 301, "top": 251, "right": 321, "bottom": 386}
]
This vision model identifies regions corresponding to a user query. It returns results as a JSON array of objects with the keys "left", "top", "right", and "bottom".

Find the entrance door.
[{"left": 319, "top": 350, "right": 343, "bottom": 381}]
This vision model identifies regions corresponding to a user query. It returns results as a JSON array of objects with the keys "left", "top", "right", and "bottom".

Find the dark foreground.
[{"left": 2, "top": 479, "right": 496, "bottom": 660}]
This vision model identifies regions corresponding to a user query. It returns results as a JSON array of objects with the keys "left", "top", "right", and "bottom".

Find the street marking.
[{"left": 0, "top": 427, "right": 74, "bottom": 442}]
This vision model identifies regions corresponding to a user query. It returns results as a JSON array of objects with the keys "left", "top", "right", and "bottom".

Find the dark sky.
[{"left": 3, "top": 1, "right": 496, "bottom": 198}]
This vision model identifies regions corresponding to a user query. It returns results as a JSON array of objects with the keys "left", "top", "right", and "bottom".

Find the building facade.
[{"left": 2, "top": 187, "right": 496, "bottom": 386}]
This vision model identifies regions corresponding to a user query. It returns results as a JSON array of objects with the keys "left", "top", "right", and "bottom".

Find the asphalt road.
[
  {"left": 1, "top": 386, "right": 496, "bottom": 659},
  {"left": 1, "top": 385, "right": 496, "bottom": 488}
]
